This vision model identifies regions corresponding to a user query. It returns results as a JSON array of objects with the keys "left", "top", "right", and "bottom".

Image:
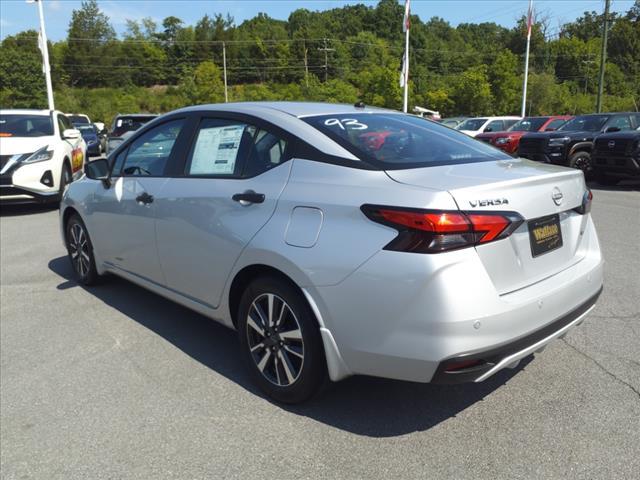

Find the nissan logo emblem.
[
  {"left": 608, "top": 140, "right": 615, "bottom": 148},
  {"left": 552, "top": 187, "right": 563, "bottom": 206}
]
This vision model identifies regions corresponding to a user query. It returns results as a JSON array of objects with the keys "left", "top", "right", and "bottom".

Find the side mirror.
[
  {"left": 63, "top": 128, "right": 81, "bottom": 140},
  {"left": 84, "top": 157, "right": 111, "bottom": 186},
  {"left": 604, "top": 126, "right": 620, "bottom": 133},
  {"left": 484, "top": 127, "right": 493, "bottom": 132}
]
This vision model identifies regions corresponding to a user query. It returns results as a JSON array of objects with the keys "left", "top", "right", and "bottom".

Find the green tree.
[
  {"left": 489, "top": 50, "right": 521, "bottom": 115},
  {"left": 0, "top": 31, "right": 47, "bottom": 108},
  {"left": 450, "top": 65, "right": 494, "bottom": 115},
  {"left": 180, "top": 61, "right": 224, "bottom": 104},
  {"left": 64, "top": 0, "right": 116, "bottom": 87}
]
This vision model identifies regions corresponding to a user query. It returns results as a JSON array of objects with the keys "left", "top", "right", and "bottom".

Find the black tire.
[
  {"left": 569, "top": 151, "right": 592, "bottom": 176},
  {"left": 59, "top": 163, "right": 72, "bottom": 201},
  {"left": 237, "top": 275, "right": 326, "bottom": 404},
  {"left": 595, "top": 171, "right": 620, "bottom": 186},
  {"left": 65, "top": 213, "right": 99, "bottom": 285}
]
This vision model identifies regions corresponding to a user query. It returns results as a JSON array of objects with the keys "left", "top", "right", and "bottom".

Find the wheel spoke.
[
  {"left": 250, "top": 341, "right": 265, "bottom": 353},
  {"left": 274, "top": 354, "right": 282, "bottom": 385},
  {"left": 275, "top": 302, "right": 286, "bottom": 327},
  {"left": 278, "top": 350, "right": 296, "bottom": 384},
  {"left": 257, "top": 349, "right": 271, "bottom": 372},
  {"left": 267, "top": 293, "right": 275, "bottom": 328},
  {"left": 283, "top": 344, "right": 303, "bottom": 359},
  {"left": 253, "top": 303, "right": 269, "bottom": 330},
  {"left": 247, "top": 314, "right": 265, "bottom": 337},
  {"left": 279, "top": 328, "right": 302, "bottom": 341}
]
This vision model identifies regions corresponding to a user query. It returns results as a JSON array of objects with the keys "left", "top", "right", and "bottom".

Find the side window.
[
  {"left": 546, "top": 119, "right": 567, "bottom": 131},
  {"left": 243, "top": 129, "right": 288, "bottom": 177},
  {"left": 186, "top": 119, "right": 256, "bottom": 176},
  {"left": 485, "top": 120, "right": 504, "bottom": 132},
  {"left": 633, "top": 114, "right": 640, "bottom": 129},
  {"left": 111, "top": 148, "right": 128, "bottom": 176},
  {"left": 57, "top": 116, "right": 66, "bottom": 138},
  {"left": 121, "top": 119, "right": 184, "bottom": 177},
  {"left": 609, "top": 116, "right": 631, "bottom": 131}
]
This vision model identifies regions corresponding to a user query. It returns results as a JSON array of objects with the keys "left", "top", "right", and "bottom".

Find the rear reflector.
[{"left": 361, "top": 205, "right": 524, "bottom": 253}]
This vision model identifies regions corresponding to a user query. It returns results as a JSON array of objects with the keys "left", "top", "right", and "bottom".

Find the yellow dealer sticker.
[
  {"left": 71, "top": 147, "right": 84, "bottom": 173},
  {"left": 528, "top": 214, "right": 563, "bottom": 257}
]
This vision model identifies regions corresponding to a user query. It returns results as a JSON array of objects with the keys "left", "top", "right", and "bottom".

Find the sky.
[{"left": 0, "top": 0, "right": 635, "bottom": 41}]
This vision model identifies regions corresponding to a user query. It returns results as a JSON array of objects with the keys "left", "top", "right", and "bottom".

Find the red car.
[{"left": 476, "top": 116, "right": 572, "bottom": 154}]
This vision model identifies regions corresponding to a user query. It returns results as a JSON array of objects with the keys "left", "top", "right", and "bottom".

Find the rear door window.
[
  {"left": 303, "top": 113, "right": 511, "bottom": 169},
  {"left": 485, "top": 120, "right": 504, "bottom": 132}
]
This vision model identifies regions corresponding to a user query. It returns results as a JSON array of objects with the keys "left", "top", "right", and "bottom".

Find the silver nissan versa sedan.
[{"left": 60, "top": 102, "right": 603, "bottom": 403}]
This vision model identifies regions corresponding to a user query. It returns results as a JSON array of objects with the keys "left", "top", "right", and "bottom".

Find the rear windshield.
[
  {"left": 302, "top": 113, "right": 511, "bottom": 169},
  {"left": 508, "top": 117, "right": 548, "bottom": 132},
  {"left": 111, "top": 116, "right": 156, "bottom": 137},
  {"left": 455, "top": 118, "right": 488, "bottom": 131},
  {"left": 0, "top": 114, "right": 54, "bottom": 137},
  {"left": 68, "top": 115, "right": 89, "bottom": 124},
  {"left": 559, "top": 115, "right": 608, "bottom": 132}
]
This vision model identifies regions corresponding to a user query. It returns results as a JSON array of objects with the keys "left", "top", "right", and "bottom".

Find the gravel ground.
[{"left": 1, "top": 181, "right": 638, "bottom": 480}]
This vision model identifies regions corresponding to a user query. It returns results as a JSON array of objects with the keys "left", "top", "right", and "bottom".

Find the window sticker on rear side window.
[{"left": 190, "top": 124, "right": 245, "bottom": 175}]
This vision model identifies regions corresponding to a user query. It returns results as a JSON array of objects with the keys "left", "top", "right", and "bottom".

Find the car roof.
[
  {"left": 114, "top": 113, "right": 158, "bottom": 118},
  {"left": 0, "top": 109, "right": 54, "bottom": 116},
  {"left": 176, "top": 101, "right": 394, "bottom": 118}
]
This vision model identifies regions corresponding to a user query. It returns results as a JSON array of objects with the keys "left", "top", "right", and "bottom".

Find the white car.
[
  {"left": 0, "top": 109, "right": 86, "bottom": 204},
  {"left": 456, "top": 116, "right": 522, "bottom": 137}
]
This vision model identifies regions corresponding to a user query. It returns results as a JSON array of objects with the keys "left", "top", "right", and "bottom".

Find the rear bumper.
[
  {"left": 430, "top": 287, "right": 601, "bottom": 383},
  {"left": 311, "top": 216, "right": 603, "bottom": 384}
]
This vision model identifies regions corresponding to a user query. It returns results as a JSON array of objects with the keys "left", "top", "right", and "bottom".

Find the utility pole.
[
  {"left": 582, "top": 58, "right": 596, "bottom": 94},
  {"left": 520, "top": 0, "right": 533, "bottom": 118},
  {"left": 222, "top": 41, "right": 228, "bottom": 102},
  {"left": 303, "top": 41, "right": 309, "bottom": 87},
  {"left": 317, "top": 38, "right": 334, "bottom": 82},
  {"left": 596, "top": 0, "right": 610, "bottom": 113},
  {"left": 28, "top": 0, "right": 54, "bottom": 110}
]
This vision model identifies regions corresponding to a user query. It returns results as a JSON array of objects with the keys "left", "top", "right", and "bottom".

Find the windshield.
[
  {"left": 78, "top": 125, "right": 96, "bottom": 133},
  {"left": 508, "top": 117, "right": 548, "bottom": 132},
  {"left": 559, "top": 115, "right": 609, "bottom": 132},
  {"left": 303, "top": 113, "right": 511, "bottom": 169},
  {"left": 455, "top": 118, "right": 488, "bottom": 131},
  {"left": 0, "top": 114, "right": 54, "bottom": 137},
  {"left": 69, "top": 115, "right": 89, "bottom": 124},
  {"left": 111, "top": 116, "right": 156, "bottom": 137}
]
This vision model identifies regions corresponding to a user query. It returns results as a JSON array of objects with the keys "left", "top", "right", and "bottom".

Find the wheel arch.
[
  {"left": 227, "top": 263, "right": 351, "bottom": 382},
  {"left": 569, "top": 142, "right": 593, "bottom": 156}
]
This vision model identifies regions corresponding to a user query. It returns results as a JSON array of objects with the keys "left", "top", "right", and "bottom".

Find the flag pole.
[
  {"left": 402, "top": 0, "right": 410, "bottom": 113},
  {"left": 520, "top": 0, "right": 533, "bottom": 117}
]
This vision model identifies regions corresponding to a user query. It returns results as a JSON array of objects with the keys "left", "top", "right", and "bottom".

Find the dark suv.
[
  {"left": 591, "top": 128, "right": 640, "bottom": 185},
  {"left": 517, "top": 112, "right": 640, "bottom": 175}
]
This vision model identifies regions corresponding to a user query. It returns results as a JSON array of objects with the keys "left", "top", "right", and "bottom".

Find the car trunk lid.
[{"left": 385, "top": 159, "right": 590, "bottom": 295}]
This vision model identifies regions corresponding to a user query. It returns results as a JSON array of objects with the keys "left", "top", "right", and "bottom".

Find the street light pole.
[{"left": 29, "top": 0, "right": 54, "bottom": 110}]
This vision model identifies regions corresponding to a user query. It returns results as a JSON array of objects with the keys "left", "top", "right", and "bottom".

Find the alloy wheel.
[
  {"left": 68, "top": 223, "right": 91, "bottom": 278},
  {"left": 246, "top": 293, "right": 305, "bottom": 386}
]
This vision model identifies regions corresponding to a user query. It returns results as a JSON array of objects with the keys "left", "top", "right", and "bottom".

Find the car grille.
[
  {"left": 518, "top": 137, "right": 548, "bottom": 152},
  {"left": 594, "top": 138, "right": 635, "bottom": 155}
]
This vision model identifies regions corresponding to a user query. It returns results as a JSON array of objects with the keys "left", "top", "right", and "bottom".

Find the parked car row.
[
  {"left": 443, "top": 111, "right": 639, "bottom": 185},
  {"left": 0, "top": 109, "right": 158, "bottom": 205}
]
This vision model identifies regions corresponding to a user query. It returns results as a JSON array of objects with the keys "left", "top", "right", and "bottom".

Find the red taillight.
[{"left": 361, "top": 205, "right": 524, "bottom": 253}]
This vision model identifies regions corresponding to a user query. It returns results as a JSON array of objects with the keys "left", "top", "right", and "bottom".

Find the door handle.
[
  {"left": 232, "top": 190, "right": 265, "bottom": 205},
  {"left": 136, "top": 192, "right": 154, "bottom": 205}
]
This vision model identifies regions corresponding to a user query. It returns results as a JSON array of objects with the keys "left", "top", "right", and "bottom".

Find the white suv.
[
  {"left": 0, "top": 109, "right": 86, "bottom": 204},
  {"left": 455, "top": 116, "right": 521, "bottom": 137}
]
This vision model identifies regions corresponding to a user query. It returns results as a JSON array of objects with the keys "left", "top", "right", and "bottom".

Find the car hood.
[
  {"left": 523, "top": 130, "right": 598, "bottom": 141},
  {"left": 458, "top": 129, "right": 479, "bottom": 137},
  {"left": 0, "top": 136, "right": 55, "bottom": 155},
  {"left": 476, "top": 131, "right": 525, "bottom": 140}
]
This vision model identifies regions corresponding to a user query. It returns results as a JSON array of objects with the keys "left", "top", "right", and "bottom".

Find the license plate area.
[{"left": 528, "top": 214, "right": 563, "bottom": 258}]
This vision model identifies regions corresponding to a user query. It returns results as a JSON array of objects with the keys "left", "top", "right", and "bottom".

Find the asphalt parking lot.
[{"left": 1, "top": 182, "right": 639, "bottom": 480}]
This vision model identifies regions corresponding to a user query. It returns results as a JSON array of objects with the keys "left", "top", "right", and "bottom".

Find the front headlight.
[
  {"left": 495, "top": 137, "right": 512, "bottom": 145},
  {"left": 21, "top": 146, "right": 54, "bottom": 164},
  {"left": 548, "top": 136, "right": 570, "bottom": 146}
]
